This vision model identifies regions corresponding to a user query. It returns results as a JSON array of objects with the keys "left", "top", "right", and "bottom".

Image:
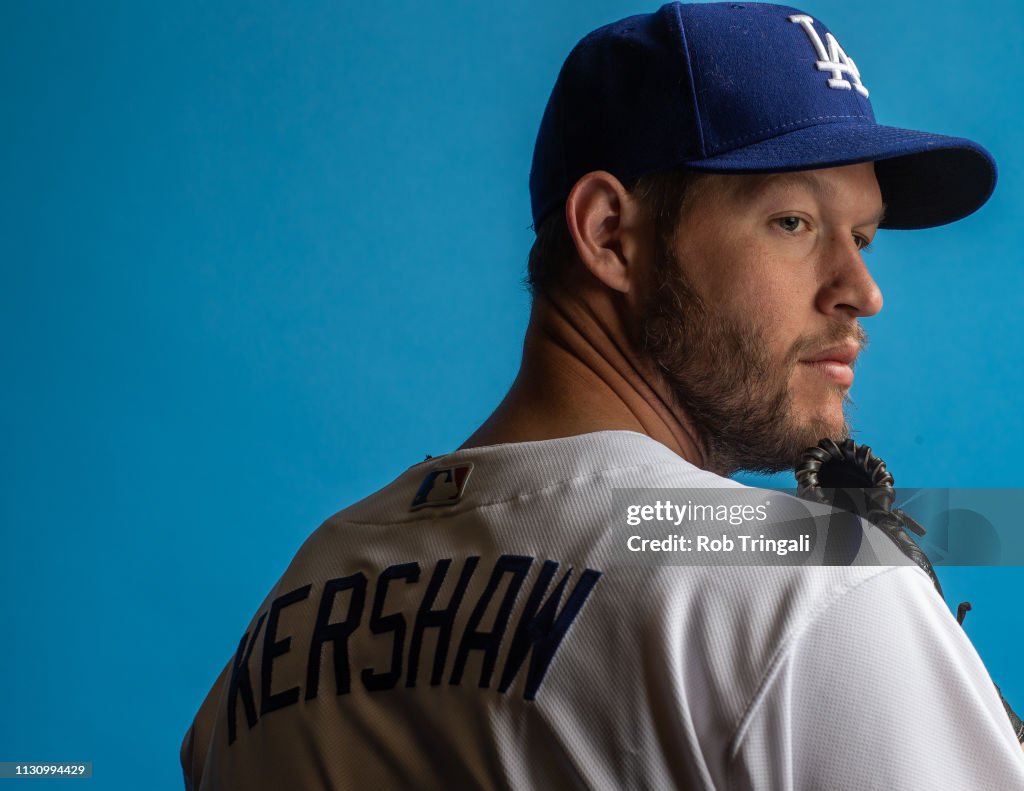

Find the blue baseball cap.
[{"left": 529, "top": 2, "right": 997, "bottom": 231}]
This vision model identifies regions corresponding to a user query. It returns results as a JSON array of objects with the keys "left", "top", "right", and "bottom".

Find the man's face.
[{"left": 637, "top": 162, "right": 885, "bottom": 474}]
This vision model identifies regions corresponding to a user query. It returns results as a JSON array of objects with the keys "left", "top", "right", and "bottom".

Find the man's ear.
[{"left": 564, "top": 171, "right": 648, "bottom": 295}]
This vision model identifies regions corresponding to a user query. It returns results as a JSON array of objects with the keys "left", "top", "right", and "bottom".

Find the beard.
[{"left": 636, "top": 239, "right": 864, "bottom": 475}]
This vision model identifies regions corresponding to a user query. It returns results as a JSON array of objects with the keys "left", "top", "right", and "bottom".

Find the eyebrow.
[{"left": 751, "top": 171, "right": 888, "bottom": 227}]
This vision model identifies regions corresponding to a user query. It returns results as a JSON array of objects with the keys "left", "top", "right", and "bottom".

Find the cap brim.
[{"left": 683, "top": 122, "right": 997, "bottom": 230}]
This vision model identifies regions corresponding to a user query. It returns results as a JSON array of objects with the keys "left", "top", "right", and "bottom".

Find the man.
[{"left": 181, "top": 3, "right": 1024, "bottom": 788}]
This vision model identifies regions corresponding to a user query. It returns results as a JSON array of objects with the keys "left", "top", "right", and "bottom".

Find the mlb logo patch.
[{"left": 410, "top": 464, "right": 474, "bottom": 510}]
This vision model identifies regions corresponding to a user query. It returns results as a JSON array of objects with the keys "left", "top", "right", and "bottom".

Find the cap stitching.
[
  {"left": 715, "top": 113, "right": 869, "bottom": 149},
  {"left": 670, "top": 4, "right": 706, "bottom": 158}
]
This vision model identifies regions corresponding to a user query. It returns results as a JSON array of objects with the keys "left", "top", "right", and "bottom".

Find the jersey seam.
[
  {"left": 334, "top": 459, "right": 735, "bottom": 526},
  {"left": 725, "top": 563, "right": 928, "bottom": 764}
]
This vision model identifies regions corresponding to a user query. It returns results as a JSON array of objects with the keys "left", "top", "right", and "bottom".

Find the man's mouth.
[{"left": 798, "top": 343, "right": 860, "bottom": 387}]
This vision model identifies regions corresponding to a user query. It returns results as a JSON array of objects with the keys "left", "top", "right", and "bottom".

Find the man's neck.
[{"left": 459, "top": 289, "right": 710, "bottom": 470}]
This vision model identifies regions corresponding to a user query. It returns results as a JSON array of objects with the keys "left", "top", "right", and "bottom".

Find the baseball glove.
[{"left": 795, "top": 438, "right": 1024, "bottom": 744}]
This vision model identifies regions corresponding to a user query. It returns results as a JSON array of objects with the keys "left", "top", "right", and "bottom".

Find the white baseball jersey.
[{"left": 181, "top": 430, "right": 1024, "bottom": 789}]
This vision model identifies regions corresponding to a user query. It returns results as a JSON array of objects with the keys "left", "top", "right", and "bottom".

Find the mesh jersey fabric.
[{"left": 180, "top": 430, "right": 1024, "bottom": 789}]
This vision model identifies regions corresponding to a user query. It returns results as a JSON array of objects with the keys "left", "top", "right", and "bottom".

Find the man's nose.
[{"left": 816, "top": 235, "right": 884, "bottom": 319}]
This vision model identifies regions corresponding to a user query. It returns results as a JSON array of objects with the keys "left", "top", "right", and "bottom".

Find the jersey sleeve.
[
  {"left": 728, "top": 565, "right": 1024, "bottom": 790},
  {"left": 180, "top": 658, "right": 233, "bottom": 791}
]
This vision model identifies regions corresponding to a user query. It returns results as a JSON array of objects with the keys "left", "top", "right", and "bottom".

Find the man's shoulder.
[{"left": 303, "top": 430, "right": 729, "bottom": 531}]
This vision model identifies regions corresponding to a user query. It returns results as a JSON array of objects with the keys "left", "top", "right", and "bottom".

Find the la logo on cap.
[
  {"left": 410, "top": 464, "right": 474, "bottom": 510},
  {"left": 789, "top": 14, "right": 869, "bottom": 97}
]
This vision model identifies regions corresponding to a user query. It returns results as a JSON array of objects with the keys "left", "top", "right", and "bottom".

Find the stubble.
[{"left": 637, "top": 240, "right": 862, "bottom": 474}]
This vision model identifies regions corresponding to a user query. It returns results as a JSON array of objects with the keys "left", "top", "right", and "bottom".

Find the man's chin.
[
  {"left": 793, "top": 392, "right": 851, "bottom": 441},
  {"left": 763, "top": 413, "right": 850, "bottom": 470},
  {"left": 793, "top": 414, "right": 850, "bottom": 452}
]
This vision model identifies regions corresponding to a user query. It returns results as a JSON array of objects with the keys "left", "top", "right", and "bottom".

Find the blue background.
[{"left": 2, "top": 1, "right": 1021, "bottom": 787}]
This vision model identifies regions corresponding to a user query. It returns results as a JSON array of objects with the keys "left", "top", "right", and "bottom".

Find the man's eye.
[
  {"left": 776, "top": 216, "right": 804, "bottom": 233},
  {"left": 854, "top": 235, "right": 873, "bottom": 252}
]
